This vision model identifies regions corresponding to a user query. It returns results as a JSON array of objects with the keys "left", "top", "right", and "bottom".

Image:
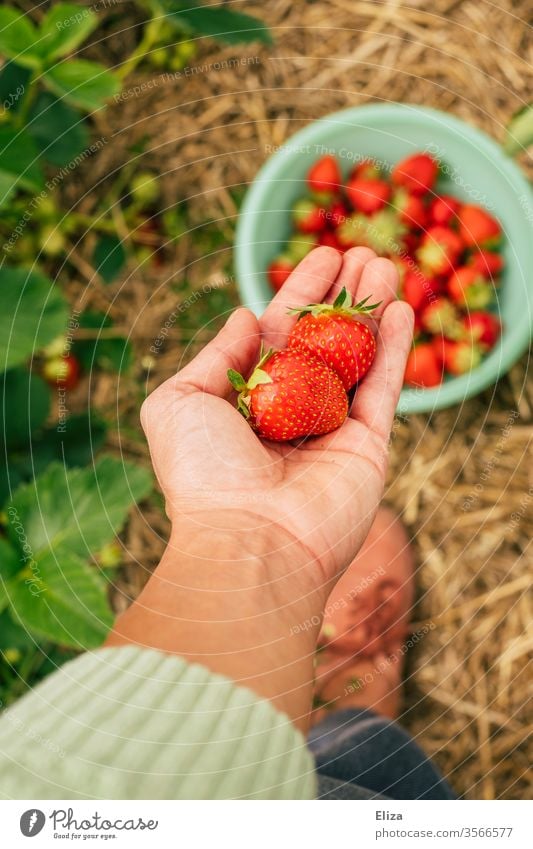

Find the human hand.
[{"left": 141, "top": 247, "right": 413, "bottom": 590}]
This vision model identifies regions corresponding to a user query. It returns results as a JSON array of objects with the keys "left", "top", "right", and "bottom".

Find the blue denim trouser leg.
[{"left": 308, "top": 708, "right": 456, "bottom": 800}]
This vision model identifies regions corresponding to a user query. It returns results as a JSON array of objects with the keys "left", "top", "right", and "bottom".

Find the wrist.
[{"left": 107, "top": 511, "right": 330, "bottom": 729}]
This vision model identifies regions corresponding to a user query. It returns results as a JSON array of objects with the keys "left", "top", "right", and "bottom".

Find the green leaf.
[
  {"left": 43, "top": 59, "right": 120, "bottom": 111},
  {"left": 504, "top": 104, "right": 533, "bottom": 155},
  {"left": 0, "top": 267, "right": 68, "bottom": 373},
  {"left": 0, "top": 610, "right": 35, "bottom": 650},
  {"left": 76, "top": 311, "right": 132, "bottom": 373},
  {"left": 37, "top": 412, "right": 108, "bottom": 469},
  {"left": 162, "top": 1, "right": 272, "bottom": 45},
  {"left": 0, "top": 61, "right": 31, "bottom": 114},
  {"left": 7, "top": 456, "right": 152, "bottom": 560},
  {"left": 0, "top": 126, "right": 45, "bottom": 192},
  {"left": 0, "top": 411, "right": 107, "bottom": 507},
  {"left": 0, "top": 8, "right": 41, "bottom": 69},
  {"left": 39, "top": 4, "right": 98, "bottom": 61},
  {"left": 92, "top": 234, "right": 127, "bottom": 284},
  {"left": 28, "top": 91, "right": 89, "bottom": 168},
  {"left": 8, "top": 545, "right": 113, "bottom": 649},
  {"left": 0, "top": 170, "right": 17, "bottom": 208},
  {"left": 1, "top": 368, "right": 50, "bottom": 448},
  {"left": 0, "top": 537, "right": 21, "bottom": 613}
]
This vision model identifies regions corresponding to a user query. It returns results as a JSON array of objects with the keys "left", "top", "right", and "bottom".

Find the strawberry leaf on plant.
[
  {"left": 0, "top": 412, "right": 107, "bottom": 508},
  {"left": 1, "top": 368, "right": 50, "bottom": 449},
  {"left": 0, "top": 610, "right": 36, "bottom": 650},
  {"left": 0, "top": 8, "right": 41, "bottom": 69},
  {"left": 0, "top": 267, "right": 68, "bottom": 372},
  {"left": 160, "top": 0, "right": 272, "bottom": 44},
  {"left": 0, "top": 60, "right": 31, "bottom": 114},
  {"left": 75, "top": 311, "right": 132, "bottom": 373},
  {"left": 0, "top": 537, "right": 21, "bottom": 614},
  {"left": 43, "top": 60, "right": 120, "bottom": 111},
  {"left": 38, "top": 4, "right": 99, "bottom": 62},
  {"left": 8, "top": 545, "right": 114, "bottom": 649},
  {"left": 92, "top": 234, "right": 127, "bottom": 284},
  {"left": 28, "top": 92, "right": 89, "bottom": 168},
  {"left": 6, "top": 456, "right": 152, "bottom": 561},
  {"left": 0, "top": 126, "right": 45, "bottom": 192}
]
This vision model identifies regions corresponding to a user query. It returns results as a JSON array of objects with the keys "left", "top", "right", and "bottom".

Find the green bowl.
[{"left": 234, "top": 104, "right": 533, "bottom": 414}]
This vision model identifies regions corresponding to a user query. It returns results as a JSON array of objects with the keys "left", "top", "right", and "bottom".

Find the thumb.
[{"left": 175, "top": 307, "right": 262, "bottom": 398}]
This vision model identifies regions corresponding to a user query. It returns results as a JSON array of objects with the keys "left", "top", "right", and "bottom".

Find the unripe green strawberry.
[
  {"left": 150, "top": 47, "right": 169, "bottom": 68},
  {"left": 228, "top": 348, "right": 348, "bottom": 442},
  {"left": 286, "top": 233, "right": 318, "bottom": 262},
  {"left": 287, "top": 288, "right": 379, "bottom": 390},
  {"left": 39, "top": 224, "right": 65, "bottom": 256},
  {"left": 130, "top": 171, "right": 159, "bottom": 206},
  {"left": 420, "top": 297, "right": 462, "bottom": 340}
]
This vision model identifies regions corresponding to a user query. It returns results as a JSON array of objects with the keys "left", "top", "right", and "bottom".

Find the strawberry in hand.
[
  {"left": 228, "top": 349, "right": 348, "bottom": 442},
  {"left": 139, "top": 247, "right": 413, "bottom": 590},
  {"left": 287, "top": 288, "right": 380, "bottom": 390}
]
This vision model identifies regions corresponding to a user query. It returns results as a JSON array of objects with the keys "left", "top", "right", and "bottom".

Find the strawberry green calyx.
[
  {"left": 287, "top": 288, "right": 381, "bottom": 320},
  {"left": 227, "top": 348, "right": 274, "bottom": 418}
]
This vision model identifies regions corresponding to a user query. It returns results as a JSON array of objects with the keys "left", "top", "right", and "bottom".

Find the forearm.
[{"left": 106, "top": 512, "right": 329, "bottom": 731}]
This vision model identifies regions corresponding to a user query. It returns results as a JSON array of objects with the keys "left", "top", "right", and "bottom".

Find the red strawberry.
[
  {"left": 442, "top": 340, "right": 482, "bottom": 375},
  {"left": 420, "top": 297, "right": 462, "bottom": 340},
  {"left": 287, "top": 288, "right": 379, "bottom": 390},
  {"left": 292, "top": 198, "right": 326, "bottom": 234},
  {"left": 404, "top": 344, "right": 442, "bottom": 388},
  {"left": 468, "top": 250, "right": 504, "bottom": 277},
  {"left": 328, "top": 200, "right": 349, "bottom": 228},
  {"left": 392, "top": 153, "right": 438, "bottom": 196},
  {"left": 318, "top": 230, "right": 343, "bottom": 251},
  {"left": 307, "top": 155, "right": 341, "bottom": 193},
  {"left": 346, "top": 178, "right": 391, "bottom": 214},
  {"left": 43, "top": 354, "right": 80, "bottom": 390},
  {"left": 416, "top": 226, "right": 463, "bottom": 275},
  {"left": 462, "top": 311, "right": 501, "bottom": 350},
  {"left": 267, "top": 255, "right": 295, "bottom": 292},
  {"left": 227, "top": 349, "right": 348, "bottom": 442},
  {"left": 402, "top": 230, "right": 423, "bottom": 256},
  {"left": 401, "top": 269, "right": 441, "bottom": 312},
  {"left": 458, "top": 204, "right": 501, "bottom": 248},
  {"left": 428, "top": 195, "right": 460, "bottom": 227},
  {"left": 448, "top": 266, "right": 494, "bottom": 309},
  {"left": 394, "top": 190, "right": 427, "bottom": 230},
  {"left": 350, "top": 158, "right": 381, "bottom": 181}
]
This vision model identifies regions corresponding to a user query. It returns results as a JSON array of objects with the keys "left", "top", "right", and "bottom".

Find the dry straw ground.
[{"left": 69, "top": 0, "right": 531, "bottom": 799}]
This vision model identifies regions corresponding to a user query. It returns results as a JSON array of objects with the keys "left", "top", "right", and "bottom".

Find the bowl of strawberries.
[{"left": 235, "top": 104, "right": 533, "bottom": 413}]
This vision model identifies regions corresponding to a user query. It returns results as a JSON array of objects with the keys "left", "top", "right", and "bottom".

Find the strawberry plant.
[{"left": 0, "top": 2, "right": 271, "bottom": 701}]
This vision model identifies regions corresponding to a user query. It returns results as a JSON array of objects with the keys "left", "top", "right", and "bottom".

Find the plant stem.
[
  {"left": 15, "top": 70, "right": 39, "bottom": 129},
  {"left": 116, "top": 17, "right": 164, "bottom": 81}
]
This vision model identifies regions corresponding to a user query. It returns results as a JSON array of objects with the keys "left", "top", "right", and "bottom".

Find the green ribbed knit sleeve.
[{"left": 0, "top": 647, "right": 316, "bottom": 799}]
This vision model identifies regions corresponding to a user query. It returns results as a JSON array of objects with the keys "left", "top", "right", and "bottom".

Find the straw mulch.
[{"left": 68, "top": 0, "right": 532, "bottom": 799}]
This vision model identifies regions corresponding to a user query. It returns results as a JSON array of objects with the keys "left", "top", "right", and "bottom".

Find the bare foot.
[{"left": 312, "top": 507, "right": 414, "bottom": 724}]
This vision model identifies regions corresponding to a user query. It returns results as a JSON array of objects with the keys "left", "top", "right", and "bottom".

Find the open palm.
[{"left": 141, "top": 247, "right": 413, "bottom": 589}]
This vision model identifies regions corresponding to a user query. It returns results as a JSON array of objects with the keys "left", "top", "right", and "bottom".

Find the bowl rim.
[{"left": 235, "top": 103, "right": 533, "bottom": 414}]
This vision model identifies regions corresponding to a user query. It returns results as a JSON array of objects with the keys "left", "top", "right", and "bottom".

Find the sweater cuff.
[{"left": 0, "top": 646, "right": 316, "bottom": 800}]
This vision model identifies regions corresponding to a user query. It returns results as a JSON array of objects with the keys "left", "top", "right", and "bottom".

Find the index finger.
[{"left": 259, "top": 246, "right": 342, "bottom": 349}]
